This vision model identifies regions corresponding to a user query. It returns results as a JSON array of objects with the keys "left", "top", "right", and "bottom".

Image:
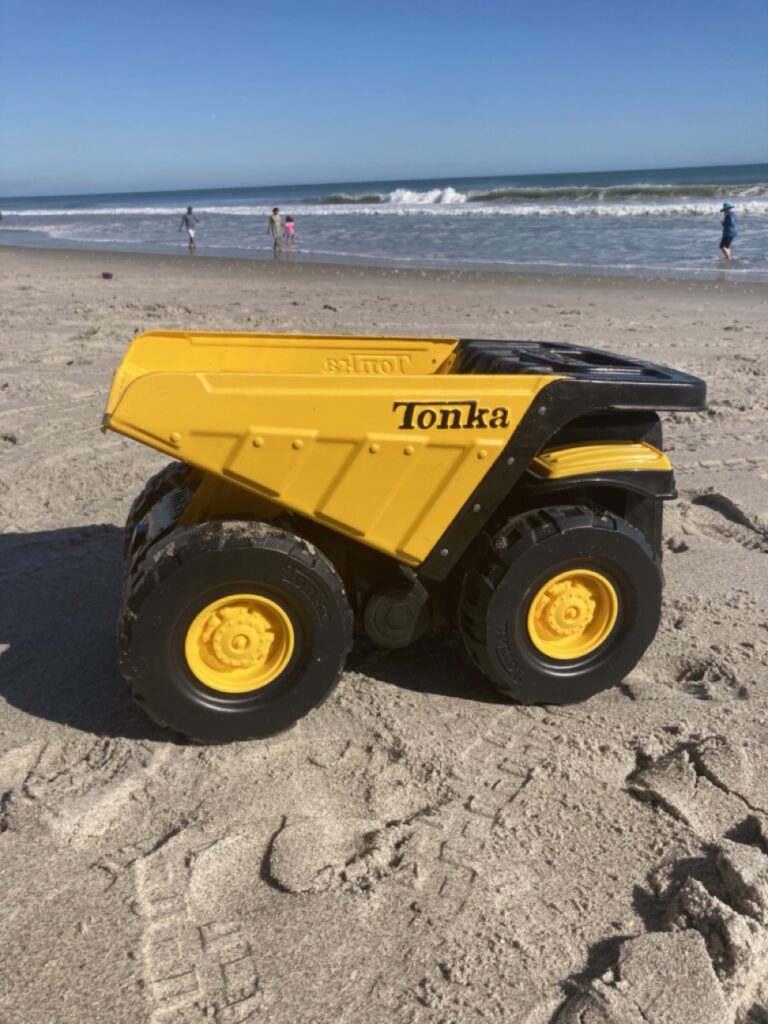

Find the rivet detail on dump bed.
[
  {"left": 369, "top": 443, "right": 380, "bottom": 454},
  {"left": 477, "top": 450, "right": 488, "bottom": 460},
  {"left": 252, "top": 437, "right": 264, "bottom": 448},
  {"left": 292, "top": 439, "right": 304, "bottom": 450},
  {"left": 169, "top": 431, "right": 181, "bottom": 445},
  {"left": 404, "top": 446, "right": 414, "bottom": 456}
]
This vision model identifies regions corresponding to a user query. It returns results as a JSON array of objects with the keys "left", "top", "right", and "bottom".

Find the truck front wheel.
[
  {"left": 459, "top": 506, "right": 661, "bottom": 704},
  {"left": 119, "top": 520, "right": 353, "bottom": 742}
]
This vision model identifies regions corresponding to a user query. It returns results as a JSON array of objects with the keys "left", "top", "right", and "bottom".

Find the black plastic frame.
[{"left": 419, "top": 340, "right": 706, "bottom": 581}]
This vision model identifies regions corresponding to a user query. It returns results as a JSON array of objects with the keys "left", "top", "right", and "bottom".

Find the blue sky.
[{"left": 1, "top": 0, "right": 766, "bottom": 196}]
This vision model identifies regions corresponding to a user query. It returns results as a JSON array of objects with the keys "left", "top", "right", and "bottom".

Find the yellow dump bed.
[{"left": 104, "top": 331, "right": 555, "bottom": 565}]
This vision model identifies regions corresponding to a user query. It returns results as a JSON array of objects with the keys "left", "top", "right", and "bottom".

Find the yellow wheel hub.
[
  {"left": 527, "top": 569, "right": 618, "bottom": 661},
  {"left": 185, "top": 594, "right": 295, "bottom": 693}
]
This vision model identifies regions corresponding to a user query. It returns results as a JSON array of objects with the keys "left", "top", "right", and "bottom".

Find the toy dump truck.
[{"left": 104, "top": 331, "right": 705, "bottom": 742}]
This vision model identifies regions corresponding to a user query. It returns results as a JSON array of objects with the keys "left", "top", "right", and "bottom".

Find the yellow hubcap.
[
  {"left": 527, "top": 569, "right": 618, "bottom": 661},
  {"left": 185, "top": 594, "right": 295, "bottom": 693}
]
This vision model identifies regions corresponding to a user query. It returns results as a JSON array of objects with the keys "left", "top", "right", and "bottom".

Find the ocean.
[{"left": 1, "top": 164, "right": 766, "bottom": 280}]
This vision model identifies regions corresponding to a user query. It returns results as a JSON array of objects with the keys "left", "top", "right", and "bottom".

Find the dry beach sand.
[{"left": 1, "top": 245, "right": 768, "bottom": 1023}]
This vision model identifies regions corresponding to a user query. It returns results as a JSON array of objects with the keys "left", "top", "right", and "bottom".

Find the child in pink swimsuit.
[{"left": 284, "top": 216, "right": 296, "bottom": 246}]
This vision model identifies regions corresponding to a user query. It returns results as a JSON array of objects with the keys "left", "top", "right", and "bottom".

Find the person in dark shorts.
[
  {"left": 719, "top": 202, "right": 737, "bottom": 260},
  {"left": 179, "top": 207, "right": 200, "bottom": 252}
]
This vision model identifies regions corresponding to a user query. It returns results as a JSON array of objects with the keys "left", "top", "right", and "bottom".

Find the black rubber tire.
[
  {"left": 119, "top": 520, "right": 353, "bottom": 742},
  {"left": 124, "top": 461, "right": 191, "bottom": 560},
  {"left": 459, "top": 506, "right": 662, "bottom": 704}
]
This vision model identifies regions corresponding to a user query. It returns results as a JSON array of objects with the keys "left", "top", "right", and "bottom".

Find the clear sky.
[{"left": 1, "top": 0, "right": 766, "bottom": 196}]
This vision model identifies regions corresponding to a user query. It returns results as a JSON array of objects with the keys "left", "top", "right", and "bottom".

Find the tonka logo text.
[
  {"left": 324, "top": 353, "right": 411, "bottom": 375},
  {"left": 393, "top": 400, "right": 510, "bottom": 430}
]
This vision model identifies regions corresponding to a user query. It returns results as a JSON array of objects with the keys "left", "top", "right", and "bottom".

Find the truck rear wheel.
[
  {"left": 119, "top": 520, "right": 353, "bottom": 742},
  {"left": 459, "top": 506, "right": 661, "bottom": 704}
]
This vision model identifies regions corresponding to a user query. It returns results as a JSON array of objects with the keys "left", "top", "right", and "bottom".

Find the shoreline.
[
  {"left": 2, "top": 241, "right": 767, "bottom": 299},
  {"left": 2, "top": 161, "right": 767, "bottom": 288}
]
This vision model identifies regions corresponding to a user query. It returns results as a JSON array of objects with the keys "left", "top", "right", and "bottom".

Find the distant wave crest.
[
  {"left": 319, "top": 193, "right": 383, "bottom": 204},
  {"left": 5, "top": 181, "right": 768, "bottom": 221},
  {"left": 311, "top": 181, "right": 768, "bottom": 206},
  {"left": 468, "top": 182, "right": 768, "bottom": 202}
]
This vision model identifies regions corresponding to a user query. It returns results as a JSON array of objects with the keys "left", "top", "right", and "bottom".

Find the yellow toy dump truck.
[{"left": 104, "top": 331, "right": 705, "bottom": 742}]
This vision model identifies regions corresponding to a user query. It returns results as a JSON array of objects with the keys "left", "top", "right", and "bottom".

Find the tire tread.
[
  {"left": 459, "top": 505, "right": 659, "bottom": 703},
  {"left": 119, "top": 520, "right": 353, "bottom": 741}
]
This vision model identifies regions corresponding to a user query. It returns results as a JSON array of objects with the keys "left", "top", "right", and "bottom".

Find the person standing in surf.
[
  {"left": 179, "top": 207, "right": 199, "bottom": 252},
  {"left": 267, "top": 207, "right": 282, "bottom": 256},
  {"left": 719, "top": 202, "right": 737, "bottom": 260}
]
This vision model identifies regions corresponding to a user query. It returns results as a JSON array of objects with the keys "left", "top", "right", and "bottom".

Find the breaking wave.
[
  {"left": 310, "top": 181, "right": 768, "bottom": 207},
  {"left": 10, "top": 198, "right": 768, "bottom": 219},
  {"left": 384, "top": 187, "right": 467, "bottom": 205},
  {"left": 319, "top": 193, "right": 383, "bottom": 204},
  {"left": 467, "top": 182, "right": 768, "bottom": 202}
]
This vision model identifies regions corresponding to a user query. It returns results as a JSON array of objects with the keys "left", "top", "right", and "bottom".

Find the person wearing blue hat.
[{"left": 719, "top": 202, "right": 737, "bottom": 260}]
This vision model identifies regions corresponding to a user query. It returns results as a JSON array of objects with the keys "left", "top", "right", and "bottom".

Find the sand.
[{"left": 1, "top": 244, "right": 768, "bottom": 1023}]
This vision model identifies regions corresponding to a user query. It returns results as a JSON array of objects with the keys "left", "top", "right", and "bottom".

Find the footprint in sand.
[{"left": 2, "top": 736, "right": 170, "bottom": 847}]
